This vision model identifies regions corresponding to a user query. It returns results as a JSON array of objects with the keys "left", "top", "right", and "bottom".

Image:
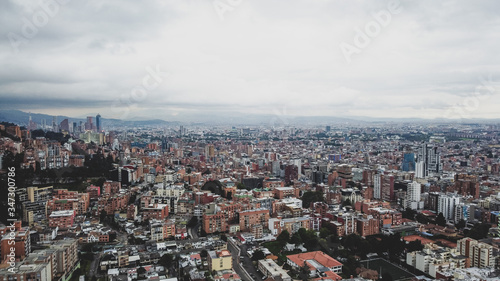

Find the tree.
[
  {"left": 159, "top": 254, "right": 174, "bottom": 268},
  {"left": 237, "top": 183, "right": 246, "bottom": 190},
  {"left": 342, "top": 198, "right": 352, "bottom": 207},
  {"left": 465, "top": 223, "right": 492, "bottom": 240},
  {"left": 252, "top": 250, "right": 265, "bottom": 261},
  {"left": 277, "top": 230, "right": 290, "bottom": 246},
  {"left": 200, "top": 250, "right": 208, "bottom": 258},
  {"left": 220, "top": 234, "right": 228, "bottom": 242},
  {"left": 291, "top": 232, "right": 302, "bottom": 245},
  {"left": 319, "top": 227, "right": 331, "bottom": 239},
  {"left": 406, "top": 240, "right": 424, "bottom": 252},
  {"left": 137, "top": 266, "right": 146, "bottom": 275},
  {"left": 301, "top": 191, "right": 325, "bottom": 208},
  {"left": 402, "top": 208, "right": 416, "bottom": 220},
  {"left": 100, "top": 210, "right": 108, "bottom": 223},
  {"left": 436, "top": 212, "right": 447, "bottom": 227},
  {"left": 455, "top": 219, "right": 466, "bottom": 230},
  {"left": 299, "top": 262, "right": 310, "bottom": 281},
  {"left": 187, "top": 216, "right": 198, "bottom": 228}
]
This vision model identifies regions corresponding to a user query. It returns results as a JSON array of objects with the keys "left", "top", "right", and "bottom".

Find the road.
[
  {"left": 187, "top": 221, "right": 201, "bottom": 239},
  {"left": 237, "top": 242, "right": 265, "bottom": 281},
  {"left": 88, "top": 252, "right": 103, "bottom": 278},
  {"left": 227, "top": 238, "right": 253, "bottom": 281}
]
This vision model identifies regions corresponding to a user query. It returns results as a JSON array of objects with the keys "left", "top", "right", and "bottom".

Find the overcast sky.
[{"left": 1, "top": 0, "right": 499, "bottom": 121}]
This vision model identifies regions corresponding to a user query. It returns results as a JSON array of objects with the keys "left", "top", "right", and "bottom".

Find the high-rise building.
[
  {"left": 86, "top": 116, "right": 94, "bottom": 131},
  {"left": 59, "top": 119, "right": 69, "bottom": 132},
  {"left": 416, "top": 143, "right": 442, "bottom": 178},
  {"left": 96, "top": 114, "right": 101, "bottom": 132},
  {"left": 402, "top": 153, "right": 416, "bottom": 171},
  {"left": 457, "top": 238, "right": 495, "bottom": 268},
  {"left": 438, "top": 193, "right": 461, "bottom": 221},
  {"left": 405, "top": 181, "right": 422, "bottom": 210},
  {"left": 454, "top": 203, "right": 476, "bottom": 223},
  {"left": 374, "top": 172, "right": 394, "bottom": 201},
  {"left": 52, "top": 117, "right": 58, "bottom": 132}
]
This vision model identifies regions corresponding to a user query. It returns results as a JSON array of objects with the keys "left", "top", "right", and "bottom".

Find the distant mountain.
[
  {"left": 0, "top": 109, "right": 79, "bottom": 126},
  {"left": 0, "top": 109, "right": 498, "bottom": 127},
  {"left": 0, "top": 110, "right": 177, "bottom": 128}
]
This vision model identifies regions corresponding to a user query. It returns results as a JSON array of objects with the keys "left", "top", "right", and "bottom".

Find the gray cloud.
[{"left": 1, "top": 0, "right": 499, "bottom": 121}]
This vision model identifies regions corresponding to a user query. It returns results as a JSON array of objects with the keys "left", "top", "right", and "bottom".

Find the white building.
[
  {"left": 405, "top": 181, "right": 424, "bottom": 210},
  {"left": 438, "top": 193, "right": 461, "bottom": 221}
]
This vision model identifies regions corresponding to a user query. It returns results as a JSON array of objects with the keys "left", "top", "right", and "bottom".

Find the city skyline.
[{"left": 1, "top": 1, "right": 499, "bottom": 122}]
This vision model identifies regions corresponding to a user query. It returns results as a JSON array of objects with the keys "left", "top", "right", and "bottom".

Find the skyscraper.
[
  {"left": 416, "top": 143, "right": 442, "bottom": 178},
  {"left": 60, "top": 119, "right": 70, "bottom": 132},
  {"left": 96, "top": 114, "right": 101, "bottom": 132},
  {"left": 402, "top": 153, "right": 415, "bottom": 171},
  {"left": 405, "top": 181, "right": 422, "bottom": 210},
  {"left": 86, "top": 116, "right": 93, "bottom": 131},
  {"left": 438, "top": 193, "right": 461, "bottom": 221}
]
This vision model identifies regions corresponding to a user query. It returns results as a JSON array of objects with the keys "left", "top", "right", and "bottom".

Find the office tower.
[
  {"left": 59, "top": 119, "right": 69, "bottom": 132},
  {"left": 72, "top": 122, "right": 77, "bottom": 133},
  {"left": 96, "top": 113, "right": 101, "bottom": 132},
  {"left": 52, "top": 116, "right": 58, "bottom": 132},
  {"left": 86, "top": 116, "right": 94, "bottom": 131},
  {"left": 326, "top": 126, "right": 331, "bottom": 132},
  {"left": 402, "top": 153, "right": 415, "bottom": 171},
  {"left": 438, "top": 193, "right": 461, "bottom": 221},
  {"left": 416, "top": 143, "right": 442, "bottom": 178}
]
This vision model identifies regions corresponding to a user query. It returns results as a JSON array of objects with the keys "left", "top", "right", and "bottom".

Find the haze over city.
[{"left": 1, "top": 0, "right": 499, "bottom": 121}]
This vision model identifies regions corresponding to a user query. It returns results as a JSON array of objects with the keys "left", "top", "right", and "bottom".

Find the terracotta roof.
[
  {"left": 314, "top": 271, "right": 342, "bottom": 281},
  {"left": 287, "top": 251, "right": 342, "bottom": 269}
]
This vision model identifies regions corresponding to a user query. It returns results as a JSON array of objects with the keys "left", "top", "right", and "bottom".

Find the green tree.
[
  {"left": 99, "top": 210, "right": 108, "bottom": 223},
  {"left": 342, "top": 198, "right": 352, "bottom": 207},
  {"left": 436, "top": 212, "right": 447, "bottom": 227},
  {"left": 299, "top": 262, "right": 310, "bottom": 281},
  {"left": 252, "top": 250, "right": 265, "bottom": 261},
  {"left": 402, "top": 208, "right": 416, "bottom": 220},
  {"left": 406, "top": 240, "right": 424, "bottom": 252},
  {"left": 301, "top": 191, "right": 325, "bottom": 208},
  {"left": 291, "top": 232, "right": 302, "bottom": 245},
  {"left": 220, "top": 234, "right": 228, "bottom": 242},
  {"left": 277, "top": 230, "right": 290, "bottom": 246},
  {"left": 455, "top": 219, "right": 466, "bottom": 230},
  {"left": 137, "top": 266, "right": 146, "bottom": 275},
  {"left": 237, "top": 183, "right": 247, "bottom": 190},
  {"left": 319, "top": 227, "right": 331, "bottom": 239},
  {"left": 187, "top": 216, "right": 198, "bottom": 227},
  {"left": 159, "top": 254, "right": 174, "bottom": 268}
]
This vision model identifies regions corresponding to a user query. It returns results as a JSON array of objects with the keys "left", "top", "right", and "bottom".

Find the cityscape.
[{"left": 1, "top": 1, "right": 500, "bottom": 281}]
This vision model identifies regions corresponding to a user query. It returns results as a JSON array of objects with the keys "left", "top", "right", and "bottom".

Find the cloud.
[{"left": 0, "top": 0, "right": 499, "bottom": 121}]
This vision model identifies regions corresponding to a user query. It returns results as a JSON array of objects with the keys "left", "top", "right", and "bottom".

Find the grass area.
[{"left": 360, "top": 258, "right": 415, "bottom": 281}]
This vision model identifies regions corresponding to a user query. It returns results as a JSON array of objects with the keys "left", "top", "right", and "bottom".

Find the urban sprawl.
[{"left": 1, "top": 114, "right": 500, "bottom": 281}]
